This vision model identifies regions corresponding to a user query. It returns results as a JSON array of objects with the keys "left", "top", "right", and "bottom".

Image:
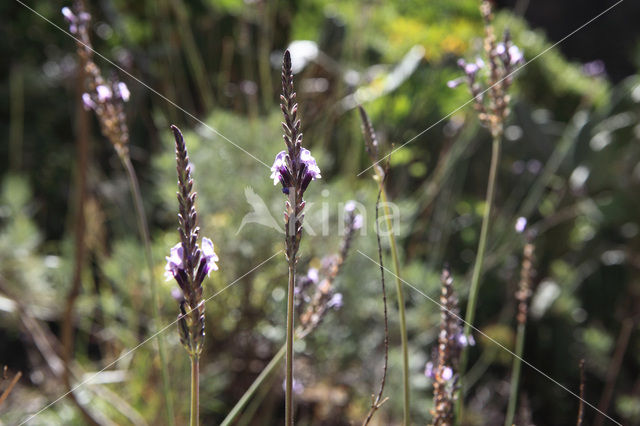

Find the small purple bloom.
[
  {"left": 117, "top": 82, "right": 130, "bottom": 102},
  {"left": 441, "top": 366, "right": 453, "bottom": 381},
  {"left": 300, "top": 148, "right": 321, "bottom": 180},
  {"left": 344, "top": 200, "right": 357, "bottom": 212},
  {"left": 508, "top": 45, "right": 524, "bottom": 65},
  {"left": 457, "top": 333, "right": 476, "bottom": 347},
  {"left": 164, "top": 243, "right": 184, "bottom": 281},
  {"left": 270, "top": 151, "right": 288, "bottom": 185},
  {"left": 353, "top": 214, "right": 363, "bottom": 230},
  {"left": 201, "top": 237, "right": 219, "bottom": 276},
  {"left": 457, "top": 58, "right": 483, "bottom": 79},
  {"left": 82, "top": 93, "right": 96, "bottom": 110},
  {"left": 307, "top": 268, "right": 319, "bottom": 283},
  {"left": 447, "top": 78, "right": 465, "bottom": 89},
  {"left": 96, "top": 85, "right": 112, "bottom": 102},
  {"left": 327, "top": 292, "right": 343, "bottom": 309},
  {"left": 424, "top": 361, "right": 435, "bottom": 379},
  {"left": 582, "top": 60, "right": 606, "bottom": 77},
  {"left": 61, "top": 7, "right": 75, "bottom": 23},
  {"left": 515, "top": 217, "right": 527, "bottom": 234}
]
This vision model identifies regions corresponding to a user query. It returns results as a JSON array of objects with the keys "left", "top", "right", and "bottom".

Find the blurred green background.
[{"left": 1, "top": 0, "right": 640, "bottom": 424}]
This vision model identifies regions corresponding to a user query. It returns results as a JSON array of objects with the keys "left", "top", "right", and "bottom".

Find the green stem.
[
  {"left": 121, "top": 156, "right": 175, "bottom": 426},
  {"left": 221, "top": 344, "right": 287, "bottom": 426},
  {"left": 285, "top": 260, "right": 295, "bottom": 425},
  {"left": 458, "top": 135, "right": 501, "bottom": 420},
  {"left": 191, "top": 355, "right": 200, "bottom": 426},
  {"left": 504, "top": 322, "right": 526, "bottom": 426},
  {"left": 378, "top": 182, "right": 410, "bottom": 425}
]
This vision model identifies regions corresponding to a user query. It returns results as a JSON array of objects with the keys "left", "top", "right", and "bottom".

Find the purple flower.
[
  {"left": 164, "top": 243, "right": 184, "bottom": 281},
  {"left": 82, "top": 93, "right": 96, "bottom": 110},
  {"left": 117, "top": 82, "right": 130, "bottom": 102},
  {"left": 307, "top": 268, "right": 319, "bottom": 283},
  {"left": 344, "top": 200, "right": 357, "bottom": 212},
  {"left": 457, "top": 333, "right": 475, "bottom": 347},
  {"left": 327, "top": 292, "right": 343, "bottom": 309},
  {"left": 270, "top": 148, "right": 320, "bottom": 194},
  {"left": 96, "top": 85, "right": 112, "bottom": 102},
  {"left": 353, "top": 214, "right": 363, "bottom": 230},
  {"left": 300, "top": 148, "right": 321, "bottom": 180},
  {"left": 447, "top": 78, "right": 465, "bottom": 89},
  {"left": 270, "top": 151, "right": 289, "bottom": 186},
  {"left": 424, "top": 361, "right": 435, "bottom": 379},
  {"left": 515, "top": 217, "right": 527, "bottom": 234},
  {"left": 508, "top": 45, "right": 524, "bottom": 65},
  {"left": 61, "top": 7, "right": 75, "bottom": 23},
  {"left": 201, "top": 237, "right": 219, "bottom": 276},
  {"left": 441, "top": 366, "right": 453, "bottom": 381},
  {"left": 582, "top": 60, "right": 606, "bottom": 77},
  {"left": 496, "top": 43, "right": 524, "bottom": 67}
]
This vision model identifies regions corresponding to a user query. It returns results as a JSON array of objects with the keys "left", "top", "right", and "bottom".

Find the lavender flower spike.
[
  {"left": 279, "top": 49, "right": 320, "bottom": 426},
  {"left": 167, "top": 124, "right": 219, "bottom": 358}
]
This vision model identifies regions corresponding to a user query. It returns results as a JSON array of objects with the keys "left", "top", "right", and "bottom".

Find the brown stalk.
[
  {"left": 363, "top": 172, "right": 390, "bottom": 426},
  {"left": 60, "top": 27, "right": 97, "bottom": 425},
  {"left": 0, "top": 369, "right": 22, "bottom": 406}
]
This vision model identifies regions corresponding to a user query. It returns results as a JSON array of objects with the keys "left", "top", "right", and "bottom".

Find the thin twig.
[
  {"left": 0, "top": 370, "right": 22, "bottom": 406},
  {"left": 577, "top": 359, "right": 585, "bottom": 426},
  {"left": 363, "top": 172, "right": 390, "bottom": 426},
  {"left": 359, "top": 105, "right": 410, "bottom": 424},
  {"left": 61, "top": 32, "right": 97, "bottom": 425}
]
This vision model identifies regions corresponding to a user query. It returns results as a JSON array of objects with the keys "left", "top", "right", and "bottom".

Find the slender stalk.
[
  {"left": 221, "top": 345, "right": 287, "bottom": 426},
  {"left": 285, "top": 260, "right": 296, "bottom": 425},
  {"left": 191, "top": 355, "right": 200, "bottom": 426},
  {"left": 378, "top": 183, "right": 410, "bottom": 424},
  {"left": 362, "top": 182, "right": 390, "bottom": 426},
  {"left": 577, "top": 359, "right": 585, "bottom": 426},
  {"left": 0, "top": 371, "right": 22, "bottom": 406},
  {"left": 60, "top": 57, "right": 99, "bottom": 426},
  {"left": 504, "top": 322, "right": 526, "bottom": 426},
  {"left": 458, "top": 134, "right": 501, "bottom": 419},
  {"left": 121, "top": 155, "right": 175, "bottom": 426},
  {"left": 359, "top": 105, "right": 410, "bottom": 424}
]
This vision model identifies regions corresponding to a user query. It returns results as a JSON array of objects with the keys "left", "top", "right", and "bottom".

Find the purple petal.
[
  {"left": 353, "top": 214, "right": 363, "bottom": 230},
  {"left": 270, "top": 151, "right": 287, "bottom": 185},
  {"left": 96, "top": 85, "right": 112, "bottom": 102},
  {"left": 82, "top": 93, "right": 96, "bottom": 110},
  {"left": 447, "top": 78, "right": 464, "bottom": 89},
  {"left": 201, "top": 237, "right": 219, "bottom": 276},
  {"left": 117, "top": 82, "right": 130, "bottom": 102},
  {"left": 164, "top": 243, "right": 184, "bottom": 280},
  {"left": 424, "top": 361, "right": 435, "bottom": 379},
  {"left": 327, "top": 293, "right": 343, "bottom": 309},
  {"left": 61, "top": 7, "right": 75, "bottom": 22},
  {"left": 441, "top": 366, "right": 453, "bottom": 381}
]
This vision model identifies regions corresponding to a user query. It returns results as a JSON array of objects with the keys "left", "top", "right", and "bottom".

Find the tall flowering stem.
[
  {"left": 424, "top": 268, "right": 473, "bottom": 426},
  {"left": 449, "top": 1, "right": 524, "bottom": 416},
  {"left": 167, "top": 125, "right": 219, "bottom": 426},
  {"left": 272, "top": 50, "right": 321, "bottom": 426},
  {"left": 62, "top": 3, "right": 174, "bottom": 423},
  {"left": 359, "top": 105, "right": 411, "bottom": 425},
  {"left": 433, "top": 268, "right": 461, "bottom": 425},
  {"left": 221, "top": 205, "right": 357, "bottom": 426},
  {"left": 504, "top": 231, "right": 536, "bottom": 426}
]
